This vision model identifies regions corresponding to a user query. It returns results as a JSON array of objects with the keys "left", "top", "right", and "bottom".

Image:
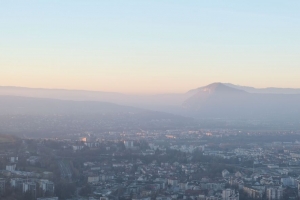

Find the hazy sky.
[{"left": 1, "top": 1, "right": 300, "bottom": 94}]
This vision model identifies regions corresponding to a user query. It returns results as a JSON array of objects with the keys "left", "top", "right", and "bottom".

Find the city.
[{"left": 1, "top": 129, "right": 300, "bottom": 199}]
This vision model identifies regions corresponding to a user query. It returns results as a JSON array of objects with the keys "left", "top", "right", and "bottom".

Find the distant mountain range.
[
  {"left": 224, "top": 83, "right": 300, "bottom": 94},
  {"left": 183, "top": 83, "right": 300, "bottom": 120},
  {"left": 0, "top": 95, "right": 140, "bottom": 115},
  {"left": 1, "top": 83, "right": 300, "bottom": 121}
]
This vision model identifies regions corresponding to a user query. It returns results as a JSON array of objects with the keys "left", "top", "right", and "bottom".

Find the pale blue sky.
[{"left": 1, "top": 1, "right": 299, "bottom": 93}]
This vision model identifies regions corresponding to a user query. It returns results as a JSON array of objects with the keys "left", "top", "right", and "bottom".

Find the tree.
[
  {"left": 79, "top": 185, "right": 92, "bottom": 196},
  {"left": 55, "top": 181, "right": 76, "bottom": 199}
]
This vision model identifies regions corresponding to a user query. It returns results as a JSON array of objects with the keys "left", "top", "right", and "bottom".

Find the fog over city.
[{"left": 1, "top": 1, "right": 300, "bottom": 200}]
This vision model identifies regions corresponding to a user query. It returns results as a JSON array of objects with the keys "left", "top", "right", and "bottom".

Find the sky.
[{"left": 1, "top": 1, "right": 300, "bottom": 94}]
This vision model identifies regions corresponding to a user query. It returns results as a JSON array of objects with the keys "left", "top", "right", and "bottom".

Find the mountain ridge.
[
  {"left": 187, "top": 82, "right": 247, "bottom": 95},
  {"left": 2, "top": 83, "right": 300, "bottom": 121},
  {"left": 2, "top": 83, "right": 300, "bottom": 96},
  {"left": 223, "top": 83, "right": 300, "bottom": 94}
]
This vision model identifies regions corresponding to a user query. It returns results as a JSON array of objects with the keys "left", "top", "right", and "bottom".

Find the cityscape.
[
  {"left": 1, "top": 1, "right": 300, "bottom": 200},
  {"left": 1, "top": 129, "right": 300, "bottom": 199}
]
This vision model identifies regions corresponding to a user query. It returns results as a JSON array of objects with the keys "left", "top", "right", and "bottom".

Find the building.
[
  {"left": 202, "top": 181, "right": 226, "bottom": 191},
  {"left": 6, "top": 164, "right": 16, "bottom": 171},
  {"left": 88, "top": 176, "right": 100, "bottom": 183},
  {"left": 167, "top": 178, "right": 178, "bottom": 186},
  {"left": 0, "top": 179, "right": 6, "bottom": 194},
  {"left": 298, "top": 182, "right": 300, "bottom": 197},
  {"left": 132, "top": 197, "right": 151, "bottom": 200},
  {"left": 222, "top": 188, "right": 239, "bottom": 200},
  {"left": 243, "top": 185, "right": 263, "bottom": 199},
  {"left": 11, "top": 178, "right": 25, "bottom": 190},
  {"left": 266, "top": 187, "right": 283, "bottom": 200},
  {"left": 23, "top": 182, "right": 36, "bottom": 198},
  {"left": 37, "top": 197, "right": 58, "bottom": 200},
  {"left": 223, "top": 188, "right": 233, "bottom": 200},
  {"left": 85, "top": 142, "right": 100, "bottom": 148},
  {"left": 72, "top": 145, "right": 84, "bottom": 151},
  {"left": 39, "top": 179, "right": 55, "bottom": 195},
  {"left": 229, "top": 177, "right": 244, "bottom": 190},
  {"left": 124, "top": 140, "right": 134, "bottom": 149},
  {"left": 79, "top": 137, "right": 87, "bottom": 142},
  {"left": 206, "top": 196, "right": 221, "bottom": 200},
  {"left": 267, "top": 165, "right": 279, "bottom": 169},
  {"left": 27, "top": 156, "right": 40, "bottom": 165},
  {"left": 281, "top": 177, "right": 295, "bottom": 187},
  {"left": 235, "top": 171, "right": 243, "bottom": 178},
  {"left": 10, "top": 156, "right": 18, "bottom": 163},
  {"left": 222, "top": 169, "right": 230, "bottom": 178}
]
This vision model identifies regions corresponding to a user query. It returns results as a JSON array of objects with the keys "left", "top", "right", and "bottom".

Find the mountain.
[
  {"left": 2, "top": 83, "right": 300, "bottom": 122},
  {"left": 183, "top": 83, "right": 300, "bottom": 120},
  {"left": 0, "top": 95, "right": 140, "bottom": 115},
  {"left": 224, "top": 83, "right": 300, "bottom": 94},
  {"left": 186, "top": 82, "right": 246, "bottom": 95},
  {"left": 183, "top": 83, "right": 246, "bottom": 109},
  {"left": 0, "top": 95, "right": 190, "bottom": 120},
  {"left": 0, "top": 86, "right": 190, "bottom": 111}
]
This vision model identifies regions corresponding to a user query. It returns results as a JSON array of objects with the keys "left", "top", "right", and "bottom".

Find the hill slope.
[{"left": 183, "top": 83, "right": 300, "bottom": 120}]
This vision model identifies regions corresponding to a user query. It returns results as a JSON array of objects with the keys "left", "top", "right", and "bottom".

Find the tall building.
[
  {"left": 243, "top": 185, "right": 263, "bottom": 199},
  {"left": 0, "top": 179, "right": 6, "bottom": 195},
  {"left": 6, "top": 164, "right": 16, "bottom": 171},
  {"left": 10, "top": 178, "right": 25, "bottom": 191},
  {"left": 222, "top": 188, "right": 239, "bottom": 200},
  {"left": 23, "top": 182, "right": 36, "bottom": 199},
  {"left": 39, "top": 180, "right": 55, "bottom": 195},
  {"left": 298, "top": 182, "right": 300, "bottom": 197},
  {"left": 266, "top": 187, "right": 283, "bottom": 200}
]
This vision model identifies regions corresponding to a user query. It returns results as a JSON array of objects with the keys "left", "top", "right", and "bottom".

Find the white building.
[
  {"left": 167, "top": 178, "right": 178, "bottom": 186},
  {"left": 124, "top": 141, "right": 134, "bottom": 149},
  {"left": 88, "top": 176, "right": 100, "bottom": 183},
  {"left": 268, "top": 165, "right": 279, "bottom": 169},
  {"left": 39, "top": 179, "right": 55, "bottom": 194},
  {"left": 222, "top": 188, "right": 239, "bottom": 200},
  {"left": 85, "top": 142, "right": 100, "bottom": 148},
  {"left": 72, "top": 145, "right": 84, "bottom": 151},
  {"left": 222, "top": 169, "right": 230, "bottom": 178},
  {"left": 6, "top": 164, "right": 16, "bottom": 171}
]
